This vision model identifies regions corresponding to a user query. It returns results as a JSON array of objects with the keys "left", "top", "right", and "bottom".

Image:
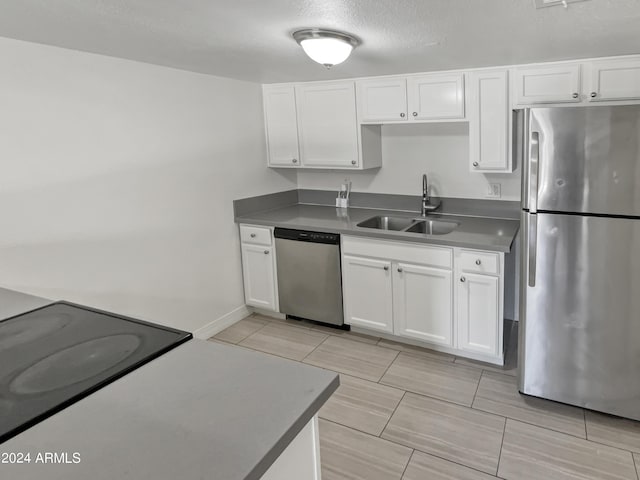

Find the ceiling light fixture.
[{"left": 292, "top": 28, "right": 360, "bottom": 69}]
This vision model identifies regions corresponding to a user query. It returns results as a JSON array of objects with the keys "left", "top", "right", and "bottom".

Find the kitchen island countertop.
[{"left": 0, "top": 288, "right": 339, "bottom": 480}]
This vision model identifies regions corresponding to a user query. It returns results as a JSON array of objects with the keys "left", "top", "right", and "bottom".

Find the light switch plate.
[{"left": 486, "top": 183, "right": 501, "bottom": 198}]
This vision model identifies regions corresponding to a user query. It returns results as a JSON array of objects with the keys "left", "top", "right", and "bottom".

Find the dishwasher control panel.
[{"left": 274, "top": 228, "right": 340, "bottom": 245}]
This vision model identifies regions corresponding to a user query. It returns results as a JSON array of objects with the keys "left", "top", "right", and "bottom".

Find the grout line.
[
  {"left": 379, "top": 390, "right": 407, "bottom": 438},
  {"left": 633, "top": 452, "right": 639, "bottom": 480},
  {"left": 399, "top": 449, "right": 415, "bottom": 479},
  {"left": 375, "top": 349, "right": 401, "bottom": 384},
  {"left": 300, "top": 334, "right": 333, "bottom": 363},
  {"left": 495, "top": 416, "right": 508, "bottom": 477},
  {"left": 471, "top": 369, "right": 484, "bottom": 407}
]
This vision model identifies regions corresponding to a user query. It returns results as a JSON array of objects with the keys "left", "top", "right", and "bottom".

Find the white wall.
[
  {"left": 0, "top": 37, "right": 296, "bottom": 333},
  {"left": 297, "top": 123, "right": 521, "bottom": 201}
]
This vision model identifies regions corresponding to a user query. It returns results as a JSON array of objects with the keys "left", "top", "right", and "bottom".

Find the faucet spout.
[{"left": 421, "top": 173, "right": 441, "bottom": 216}]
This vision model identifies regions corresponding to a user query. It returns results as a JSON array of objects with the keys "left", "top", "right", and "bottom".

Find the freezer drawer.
[{"left": 519, "top": 211, "right": 640, "bottom": 419}]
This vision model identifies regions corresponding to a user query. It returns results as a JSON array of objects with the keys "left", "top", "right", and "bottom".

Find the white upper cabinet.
[
  {"left": 469, "top": 69, "right": 511, "bottom": 172},
  {"left": 407, "top": 73, "right": 465, "bottom": 120},
  {"left": 295, "top": 82, "right": 360, "bottom": 168},
  {"left": 356, "top": 77, "right": 408, "bottom": 123},
  {"left": 263, "top": 85, "right": 300, "bottom": 167},
  {"left": 393, "top": 262, "right": 453, "bottom": 347},
  {"left": 587, "top": 58, "right": 640, "bottom": 102},
  {"left": 514, "top": 63, "right": 581, "bottom": 105}
]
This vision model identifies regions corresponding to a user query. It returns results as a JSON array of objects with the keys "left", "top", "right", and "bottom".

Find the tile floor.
[{"left": 210, "top": 314, "right": 640, "bottom": 480}]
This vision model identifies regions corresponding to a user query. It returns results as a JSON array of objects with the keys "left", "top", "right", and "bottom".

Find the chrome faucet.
[{"left": 421, "top": 173, "right": 441, "bottom": 216}]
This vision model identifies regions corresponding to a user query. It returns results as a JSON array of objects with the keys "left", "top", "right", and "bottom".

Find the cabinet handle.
[
  {"left": 412, "top": 112, "right": 418, "bottom": 117},
  {"left": 397, "top": 267, "right": 403, "bottom": 273},
  {"left": 264, "top": 250, "right": 270, "bottom": 255},
  {"left": 351, "top": 160, "right": 357, "bottom": 165},
  {"left": 590, "top": 92, "right": 597, "bottom": 98},
  {"left": 400, "top": 112, "right": 406, "bottom": 118},
  {"left": 250, "top": 233, "right": 256, "bottom": 238},
  {"left": 572, "top": 92, "right": 579, "bottom": 99},
  {"left": 383, "top": 266, "right": 389, "bottom": 271},
  {"left": 292, "top": 158, "right": 298, "bottom": 163},
  {"left": 473, "top": 162, "right": 479, "bottom": 167},
  {"left": 460, "top": 276, "right": 466, "bottom": 282},
  {"left": 475, "top": 259, "right": 482, "bottom": 265}
]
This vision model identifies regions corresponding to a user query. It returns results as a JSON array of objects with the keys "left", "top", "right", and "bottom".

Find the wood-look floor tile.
[
  {"left": 319, "top": 374, "right": 404, "bottom": 436},
  {"left": 472, "top": 371, "right": 586, "bottom": 437},
  {"left": 307, "top": 324, "right": 381, "bottom": 345},
  {"left": 303, "top": 336, "right": 398, "bottom": 382},
  {"left": 377, "top": 338, "right": 456, "bottom": 362},
  {"left": 319, "top": 419, "right": 412, "bottom": 480},
  {"left": 453, "top": 356, "right": 517, "bottom": 377},
  {"left": 498, "top": 419, "right": 637, "bottom": 480},
  {"left": 211, "top": 317, "right": 268, "bottom": 344},
  {"left": 380, "top": 352, "right": 481, "bottom": 406},
  {"left": 263, "top": 315, "right": 314, "bottom": 330},
  {"left": 238, "top": 322, "right": 327, "bottom": 361},
  {"left": 402, "top": 450, "right": 498, "bottom": 480},
  {"left": 382, "top": 393, "right": 505, "bottom": 475},
  {"left": 586, "top": 411, "right": 640, "bottom": 453}
]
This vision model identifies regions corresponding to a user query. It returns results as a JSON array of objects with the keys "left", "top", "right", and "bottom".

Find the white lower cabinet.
[
  {"left": 393, "top": 262, "right": 453, "bottom": 346},
  {"left": 240, "top": 225, "right": 278, "bottom": 312},
  {"left": 342, "top": 255, "right": 394, "bottom": 334},
  {"left": 456, "top": 272, "right": 500, "bottom": 356},
  {"left": 341, "top": 236, "right": 505, "bottom": 364}
]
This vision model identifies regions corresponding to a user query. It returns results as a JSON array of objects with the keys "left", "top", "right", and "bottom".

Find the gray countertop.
[
  {"left": 1, "top": 289, "right": 339, "bottom": 480},
  {"left": 236, "top": 204, "right": 520, "bottom": 253}
]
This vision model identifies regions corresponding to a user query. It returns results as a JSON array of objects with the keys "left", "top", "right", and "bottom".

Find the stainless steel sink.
[
  {"left": 405, "top": 219, "right": 459, "bottom": 235},
  {"left": 357, "top": 216, "right": 416, "bottom": 231}
]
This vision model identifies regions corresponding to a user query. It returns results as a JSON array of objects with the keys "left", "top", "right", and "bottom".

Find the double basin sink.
[{"left": 357, "top": 215, "right": 459, "bottom": 235}]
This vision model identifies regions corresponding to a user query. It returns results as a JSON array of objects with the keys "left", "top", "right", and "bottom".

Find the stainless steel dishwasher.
[{"left": 274, "top": 228, "right": 344, "bottom": 327}]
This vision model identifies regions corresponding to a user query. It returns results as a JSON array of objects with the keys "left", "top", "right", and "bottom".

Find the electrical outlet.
[{"left": 486, "top": 183, "right": 501, "bottom": 198}]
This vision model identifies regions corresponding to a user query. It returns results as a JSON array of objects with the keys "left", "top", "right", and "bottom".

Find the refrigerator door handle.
[
  {"left": 528, "top": 213, "right": 537, "bottom": 287},
  {"left": 529, "top": 131, "right": 540, "bottom": 214}
]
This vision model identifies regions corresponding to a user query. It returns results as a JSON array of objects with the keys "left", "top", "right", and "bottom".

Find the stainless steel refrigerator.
[{"left": 518, "top": 105, "right": 640, "bottom": 421}]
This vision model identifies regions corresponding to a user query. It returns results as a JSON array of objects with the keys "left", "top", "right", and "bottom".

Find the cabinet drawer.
[
  {"left": 342, "top": 236, "right": 452, "bottom": 269},
  {"left": 457, "top": 250, "right": 499, "bottom": 275},
  {"left": 240, "top": 225, "right": 272, "bottom": 246}
]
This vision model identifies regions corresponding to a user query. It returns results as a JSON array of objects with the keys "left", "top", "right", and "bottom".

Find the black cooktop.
[{"left": 0, "top": 301, "right": 192, "bottom": 444}]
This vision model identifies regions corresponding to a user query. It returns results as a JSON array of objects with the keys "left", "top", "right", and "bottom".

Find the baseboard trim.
[{"left": 193, "top": 305, "right": 251, "bottom": 339}]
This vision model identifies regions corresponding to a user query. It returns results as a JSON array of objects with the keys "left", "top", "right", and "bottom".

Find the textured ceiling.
[{"left": 1, "top": 0, "right": 640, "bottom": 83}]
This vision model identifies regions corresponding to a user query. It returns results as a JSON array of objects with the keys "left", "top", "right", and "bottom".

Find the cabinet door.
[
  {"left": 342, "top": 255, "right": 393, "bottom": 334},
  {"left": 241, "top": 244, "right": 277, "bottom": 311},
  {"left": 469, "top": 70, "right": 510, "bottom": 172},
  {"left": 296, "top": 82, "right": 360, "bottom": 168},
  {"left": 456, "top": 273, "right": 499, "bottom": 356},
  {"left": 393, "top": 263, "right": 453, "bottom": 347},
  {"left": 263, "top": 85, "right": 300, "bottom": 167},
  {"left": 514, "top": 64, "right": 581, "bottom": 104},
  {"left": 356, "top": 78, "right": 408, "bottom": 122},
  {"left": 588, "top": 59, "right": 640, "bottom": 102},
  {"left": 407, "top": 73, "right": 465, "bottom": 120}
]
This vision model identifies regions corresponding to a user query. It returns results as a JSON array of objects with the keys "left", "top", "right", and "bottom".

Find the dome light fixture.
[{"left": 292, "top": 28, "right": 360, "bottom": 69}]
